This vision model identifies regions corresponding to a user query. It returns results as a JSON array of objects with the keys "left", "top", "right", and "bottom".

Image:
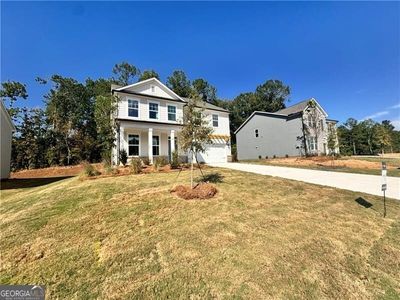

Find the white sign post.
[{"left": 381, "top": 162, "right": 387, "bottom": 217}]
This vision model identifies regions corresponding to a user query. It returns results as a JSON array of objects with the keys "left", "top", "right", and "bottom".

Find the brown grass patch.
[{"left": 171, "top": 183, "right": 218, "bottom": 200}]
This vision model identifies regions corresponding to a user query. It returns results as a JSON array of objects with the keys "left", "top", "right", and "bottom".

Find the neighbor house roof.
[
  {"left": 181, "top": 97, "right": 229, "bottom": 113},
  {"left": 275, "top": 99, "right": 312, "bottom": 115}
]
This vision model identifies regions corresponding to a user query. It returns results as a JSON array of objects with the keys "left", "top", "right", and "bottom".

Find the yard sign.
[{"left": 381, "top": 162, "right": 387, "bottom": 217}]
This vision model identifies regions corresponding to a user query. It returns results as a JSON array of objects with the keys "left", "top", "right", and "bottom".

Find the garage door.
[{"left": 196, "top": 144, "right": 227, "bottom": 163}]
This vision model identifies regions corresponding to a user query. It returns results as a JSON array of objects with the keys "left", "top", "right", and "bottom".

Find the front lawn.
[{"left": 1, "top": 168, "right": 399, "bottom": 299}]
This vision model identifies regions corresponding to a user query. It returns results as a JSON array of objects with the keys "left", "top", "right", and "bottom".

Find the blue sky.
[{"left": 1, "top": 1, "right": 399, "bottom": 127}]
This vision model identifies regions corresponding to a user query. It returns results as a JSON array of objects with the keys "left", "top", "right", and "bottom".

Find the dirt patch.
[
  {"left": 267, "top": 156, "right": 397, "bottom": 170},
  {"left": 171, "top": 183, "right": 218, "bottom": 200}
]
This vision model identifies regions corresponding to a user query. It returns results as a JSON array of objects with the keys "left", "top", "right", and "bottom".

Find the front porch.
[{"left": 114, "top": 121, "right": 184, "bottom": 165}]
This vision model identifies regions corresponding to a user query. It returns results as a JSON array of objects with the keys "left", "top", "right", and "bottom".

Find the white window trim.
[
  {"left": 167, "top": 104, "right": 177, "bottom": 122},
  {"left": 148, "top": 100, "right": 160, "bottom": 120},
  {"left": 127, "top": 98, "right": 140, "bottom": 119},
  {"left": 127, "top": 133, "right": 141, "bottom": 157},
  {"left": 152, "top": 135, "right": 160, "bottom": 156},
  {"left": 212, "top": 114, "right": 219, "bottom": 127}
]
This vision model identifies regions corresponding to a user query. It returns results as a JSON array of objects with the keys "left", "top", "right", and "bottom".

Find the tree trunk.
[
  {"left": 191, "top": 152, "right": 194, "bottom": 189},
  {"left": 65, "top": 135, "right": 71, "bottom": 165},
  {"left": 353, "top": 141, "right": 356, "bottom": 155}
]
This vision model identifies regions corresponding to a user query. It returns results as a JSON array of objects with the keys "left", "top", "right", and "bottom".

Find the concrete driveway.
[{"left": 211, "top": 162, "right": 400, "bottom": 200}]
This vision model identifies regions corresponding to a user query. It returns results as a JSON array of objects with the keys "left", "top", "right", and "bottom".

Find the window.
[
  {"left": 128, "top": 134, "right": 140, "bottom": 156},
  {"left": 168, "top": 105, "right": 176, "bottom": 121},
  {"left": 255, "top": 129, "right": 259, "bottom": 137},
  {"left": 308, "top": 136, "right": 318, "bottom": 151},
  {"left": 149, "top": 102, "right": 159, "bottom": 119},
  {"left": 307, "top": 115, "right": 316, "bottom": 127},
  {"left": 128, "top": 99, "right": 139, "bottom": 117},
  {"left": 152, "top": 136, "right": 160, "bottom": 156},
  {"left": 212, "top": 114, "right": 218, "bottom": 127}
]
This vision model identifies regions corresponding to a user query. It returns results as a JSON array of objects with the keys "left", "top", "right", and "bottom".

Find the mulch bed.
[{"left": 171, "top": 183, "right": 218, "bottom": 200}]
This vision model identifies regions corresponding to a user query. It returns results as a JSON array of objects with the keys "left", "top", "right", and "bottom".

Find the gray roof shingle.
[
  {"left": 275, "top": 99, "right": 313, "bottom": 115},
  {"left": 181, "top": 97, "right": 229, "bottom": 112}
]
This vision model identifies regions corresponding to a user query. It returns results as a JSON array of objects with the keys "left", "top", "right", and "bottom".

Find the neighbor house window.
[
  {"left": 152, "top": 136, "right": 160, "bottom": 156},
  {"left": 308, "top": 136, "right": 317, "bottom": 151},
  {"left": 255, "top": 129, "right": 259, "bottom": 137},
  {"left": 149, "top": 102, "right": 159, "bottom": 119},
  {"left": 307, "top": 115, "right": 316, "bottom": 127},
  {"left": 168, "top": 105, "right": 176, "bottom": 121},
  {"left": 128, "top": 99, "right": 139, "bottom": 117},
  {"left": 319, "top": 119, "right": 324, "bottom": 130},
  {"left": 212, "top": 114, "right": 219, "bottom": 127},
  {"left": 128, "top": 134, "right": 140, "bottom": 156}
]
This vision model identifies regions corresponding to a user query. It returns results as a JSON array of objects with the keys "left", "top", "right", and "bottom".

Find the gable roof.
[
  {"left": 0, "top": 100, "right": 16, "bottom": 131},
  {"left": 114, "top": 78, "right": 185, "bottom": 102},
  {"left": 276, "top": 98, "right": 328, "bottom": 117},
  {"left": 181, "top": 97, "right": 229, "bottom": 113},
  {"left": 275, "top": 99, "right": 311, "bottom": 115}
]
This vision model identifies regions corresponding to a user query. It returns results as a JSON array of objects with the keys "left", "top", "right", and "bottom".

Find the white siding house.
[
  {"left": 1, "top": 101, "right": 15, "bottom": 179},
  {"left": 111, "top": 78, "right": 231, "bottom": 165}
]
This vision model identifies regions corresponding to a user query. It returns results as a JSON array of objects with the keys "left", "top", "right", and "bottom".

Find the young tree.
[
  {"left": 0, "top": 80, "right": 28, "bottom": 119},
  {"left": 139, "top": 70, "right": 159, "bottom": 81},
  {"left": 166, "top": 70, "right": 192, "bottom": 97},
  {"left": 179, "top": 95, "right": 213, "bottom": 188},
  {"left": 112, "top": 61, "right": 139, "bottom": 85}
]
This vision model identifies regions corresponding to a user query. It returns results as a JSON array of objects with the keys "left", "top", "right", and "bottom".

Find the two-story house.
[
  {"left": 235, "top": 98, "right": 339, "bottom": 160},
  {"left": 111, "top": 78, "right": 231, "bottom": 165}
]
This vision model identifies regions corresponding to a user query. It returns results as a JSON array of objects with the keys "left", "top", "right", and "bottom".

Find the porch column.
[
  {"left": 148, "top": 128, "right": 153, "bottom": 164},
  {"left": 170, "top": 130, "right": 175, "bottom": 154}
]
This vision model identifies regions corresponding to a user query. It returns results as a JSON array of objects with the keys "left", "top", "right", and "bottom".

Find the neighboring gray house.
[
  {"left": 1, "top": 101, "right": 15, "bottom": 179},
  {"left": 235, "top": 98, "right": 339, "bottom": 160}
]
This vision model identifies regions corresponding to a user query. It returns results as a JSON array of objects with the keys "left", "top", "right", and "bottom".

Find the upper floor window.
[
  {"left": 128, "top": 99, "right": 139, "bottom": 117},
  {"left": 149, "top": 102, "right": 159, "bottom": 119},
  {"left": 168, "top": 105, "right": 176, "bottom": 121},
  {"left": 319, "top": 119, "right": 324, "bottom": 130},
  {"left": 307, "top": 115, "right": 316, "bottom": 127},
  {"left": 212, "top": 114, "right": 219, "bottom": 127},
  {"left": 255, "top": 129, "right": 259, "bottom": 137}
]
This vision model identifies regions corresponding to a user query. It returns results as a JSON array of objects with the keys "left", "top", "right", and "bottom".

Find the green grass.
[
  {"left": 243, "top": 159, "right": 400, "bottom": 177},
  {"left": 1, "top": 168, "right": 399, "bottom": 299}
]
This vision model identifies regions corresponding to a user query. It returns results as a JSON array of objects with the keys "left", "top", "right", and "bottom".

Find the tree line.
[{"left": 1, "top": 61, "right": 399, "bottom": 171}]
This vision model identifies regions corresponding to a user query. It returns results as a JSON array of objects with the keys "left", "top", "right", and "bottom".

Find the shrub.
[
  {"left": 170, "top": 151, "right": 180, "bottom": 169},
  {"left": 285, "top": 154, "right": 289, "bottom": 158},
  {"left": 130, "top": 158, "right": 142, "bottom": 174},
  {"left": 140, "top": 156, "right": 150, "bottom": 166},
  {"left": 119, "top": 149, "right": 128, "bottom": 166},
  {"left": 258, "top": 155, "right": 262, "bottom": 159},
  {"left": 82, "top": 162, "right": 100, "bottom": 177},
  {"left": 273, "top": 155, "right": 276, "bottom": 159},
  {"left": 154, "top": 156, "right": 168, "bottom": 170},
  {"left": 265, "top": 156, "right": 268, "bottom": 159}
]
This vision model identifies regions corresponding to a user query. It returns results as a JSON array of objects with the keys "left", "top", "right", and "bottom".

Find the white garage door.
[{"left": 196, "top": 144, "right": 227, "bottom": 163}]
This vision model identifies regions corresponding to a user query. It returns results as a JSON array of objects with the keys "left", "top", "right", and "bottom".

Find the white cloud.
[
  {"left": 389, "top": 103, "right": 400, "bottom": 110},
  {"left": 362, "top": 111, "right": 389, "bottom": 120},
  {"left": 392, "top": 119, "right": 400, "bottom": 130}
]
